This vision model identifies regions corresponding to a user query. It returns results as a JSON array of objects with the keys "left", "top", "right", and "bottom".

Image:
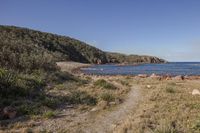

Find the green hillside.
[
  {"left": 0, "top": 25, "right": 165, "bottom": 65},
  {"left": 106, "top": 52, "right": 166, "bottom": 64}
]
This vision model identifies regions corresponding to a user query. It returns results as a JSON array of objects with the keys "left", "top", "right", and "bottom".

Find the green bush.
[
  {"left": 17, "top": 103, "right": 41, "bottom": 115},
  {"left": 0, "top": 68, "right": 45, "bottom": 98},
  {"left": 94, "top": 79, "right": 117, "bottom": 90}
]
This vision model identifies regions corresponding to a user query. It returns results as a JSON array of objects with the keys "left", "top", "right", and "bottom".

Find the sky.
[{"left": 1, "top": 0, "right": 200, "bottom": 62}]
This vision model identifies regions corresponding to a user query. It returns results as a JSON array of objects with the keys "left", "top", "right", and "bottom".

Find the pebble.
[
  {"left": 146, "top": 85, "right": 151, "bottom": 88},
  {"left": 192, "top": 89, "right": 200, "bottom": 95}
]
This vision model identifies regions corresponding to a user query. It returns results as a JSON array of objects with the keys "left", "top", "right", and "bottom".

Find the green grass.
[
  {"left": 67, "top": 90, "right": 97, "bottom": 105},
  {"left": 0, "top": 67, "right": 86, "bottom": 119},
  {"left": 43, "top": 111, "right": 56, "bottom": 119},
  {"left": 94, "top": 79, "right": 117, "bottom": 90},
  {"left": 192, "top": 119, "right": 200, "bottom": 131},
  {"left": 100, "top": 93, "right": 115, "bottom": 102}
]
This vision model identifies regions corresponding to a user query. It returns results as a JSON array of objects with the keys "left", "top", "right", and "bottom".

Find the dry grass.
[
  {"left": 114, "top": 78, "right": 200, "bottom": 133},
  {"left": 0, "top": 75, "right": 131, "bottom": 132},
  {"left": 3, "top": 75, "right": 200, "bottom": 133}
]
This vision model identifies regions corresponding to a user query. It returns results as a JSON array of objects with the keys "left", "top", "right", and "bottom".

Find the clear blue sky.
[{"left": 1, "top": 0, "right": 200, "bottom": 61}]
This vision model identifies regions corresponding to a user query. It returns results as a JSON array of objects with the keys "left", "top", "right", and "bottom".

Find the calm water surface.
[{"left": 81, "top": 62, "right": 200, "bottom": 76}]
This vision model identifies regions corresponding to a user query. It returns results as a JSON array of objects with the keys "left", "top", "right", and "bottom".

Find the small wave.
[
  {"left": 81, "top": 68, "right": 98, "bottom": 71},
  {"left": 191, "top": 64, "right": 200, "bottom": 66}
]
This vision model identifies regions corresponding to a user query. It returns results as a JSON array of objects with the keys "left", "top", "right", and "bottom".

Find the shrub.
[
  {"left": 192, "top": 119, "right": 200, "bottom": 131},
  {"left": 120, "top": 80, "right": 130, "bottom": 86},
  {"left": 100, "top": 93, "right": 115, "bottom": 102},
  {"left": 43, "top": 111, "right": 56, "bottom": 119},
  {"left": 154, "top": 120, "right": 182, "bottom": 133},
  {"left": 0, "top": 69, "right": 46, "bottom": 99},
  {"left": 0, "top": 68, "right": 17, "bottom": 96},
  {"left": 68, "top": 91, "right": 97, "bottom": 105},
  {"left": 17, "top": 103, "right": 41, "bottom": 115},
  {"left": 94, "top": 79, "right": 117, "bottom": 90},
  {"left": 165, "top": 87, "right": 176, "bottom": 93},
  {"left": 41, "top": 97, "right": 62, "bottom": 108}
]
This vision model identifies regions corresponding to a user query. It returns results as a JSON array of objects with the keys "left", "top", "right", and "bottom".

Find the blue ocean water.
[{"left": 81, "top": 62, "right": 200, "bottom": 76}]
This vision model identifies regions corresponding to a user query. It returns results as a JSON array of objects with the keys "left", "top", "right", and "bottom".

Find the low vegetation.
[
  {"left": 94, "top": 79, "right": 117, "bottom": 90},
  {"left": 100, "top": 93, "right": 115, "bottom": 102},
  {"left": 0, "top": 28, "right": 97, "bottom": 121},
  {"left": 43, "top": 111, "right": 56, "bottom": 119},
  {"left": 0, "top": 25, "right": 165, "bottom": 64},
  {"left": 115, "top": 78, "right": 200, "bottom": 133},
  {"left": 107, "top": 52, "right": 166, "bottom": 64},
  {"left": 67, "top": 90, "right": 97, "bottom": 105}
]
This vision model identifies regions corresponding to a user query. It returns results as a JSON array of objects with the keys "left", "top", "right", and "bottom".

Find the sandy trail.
[
  {"left": 79, "top": 85, "right": 141, "bottom": 133},
  {"left": 35, "top": 85, "right": 141, "bottom": 133}
]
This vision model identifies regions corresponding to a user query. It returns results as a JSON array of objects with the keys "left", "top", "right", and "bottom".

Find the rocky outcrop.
[
  {"left": 173, "top": 75, "right": 185, "bottom": 80},
  {"left": 138, "top": 74, "right": 148, "bottom": 78},
  {"left": 3, "top": 106, "right": 17, "bottom": 119}
]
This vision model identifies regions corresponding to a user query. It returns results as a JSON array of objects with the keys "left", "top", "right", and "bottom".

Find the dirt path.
[
  {"left": 78, "top": 85, "right": 141, "bottom": 133},
  {"left": 35, "top": 85, "right": 142, "bottom": 133}
]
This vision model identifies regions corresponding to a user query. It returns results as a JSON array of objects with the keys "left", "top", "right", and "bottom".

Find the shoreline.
[
  {"left": 56, "top": 61, "right": 200, "bottom": 80},
  {"left": 79, "top": 73, "right": 200, "bottom": 80},
  {"left": 76, "top": 63, "right": 200, "bottom": 79}
]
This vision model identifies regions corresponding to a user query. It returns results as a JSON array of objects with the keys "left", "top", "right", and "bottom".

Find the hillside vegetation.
[
  {"left": 107, "top": 52, "right": 166, "bottom": 64},
  {"left": 0, "top": 25, "right": 165, "bottom": 65}
]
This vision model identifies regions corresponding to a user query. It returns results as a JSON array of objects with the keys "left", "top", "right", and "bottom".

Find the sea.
[{"left": 81, "top": 62, "right": 200, "bottom": 76}]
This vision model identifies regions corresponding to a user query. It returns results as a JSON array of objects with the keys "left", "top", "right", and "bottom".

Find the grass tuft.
[
  {"left": 100, "top": 93, "right": 115, "bottom": 102},
  {"left": 68, "top": 90, "right": 97, "bottom": 105},
  {"left": 94, "top": 79, "right": 117, "bottom": 90},
  {"left": 43, "top": 111, "right": 56, "bottom": 119},
  {"left": 165, "top": 87, "right": 176, "bottom": 93}
]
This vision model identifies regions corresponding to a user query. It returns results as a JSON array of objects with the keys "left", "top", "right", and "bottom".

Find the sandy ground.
[
  {"left": 56, "top": 61, "right": 90, "bottom": 73},
  {"left": 33, "top": 84, "right": 141, "bottom": 133},
  {"left": 79, "top": 85, "right": 141, "bottom": 133}
]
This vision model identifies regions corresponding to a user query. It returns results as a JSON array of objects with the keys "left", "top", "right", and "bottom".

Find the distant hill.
[
  {"left": 0, "top": 25, "right": 166, "bottom": 67},
  {"left": 106, "top": 52, "right": 166, "bottom": 64}
]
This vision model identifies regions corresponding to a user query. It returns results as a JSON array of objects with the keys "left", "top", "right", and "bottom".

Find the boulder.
[
  {"left": 109, "top": 102, "right": 116, "bottom": 105},
  {"left": 3, "top": 106, "right": 17, "bottom": 119},
  {"left": 91, "top": 107, "right": 99, "bottom": 112},
  {"left": 192, "top": 89, "right": 200, "bottom": 95},
  {"left": 165, "top": 76, "right": 172, "bottom": 80},
  {"left": 138, "top": 74, "right": 148, "bottom": 78},
  {"left": 173, "top": 75, "right": 184, "bottom": 80},
  {"left": 184, "top": 75, "right": 189, "bottom": 79},
  {"left": 150, "top": 73, "right": 156, "bottom": 78},
  {"left": 150, "top": 73, "right": 161, "bottom": 80},
  {"left": 146, "top": 85, "right": 151, "bottom": 89}
]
